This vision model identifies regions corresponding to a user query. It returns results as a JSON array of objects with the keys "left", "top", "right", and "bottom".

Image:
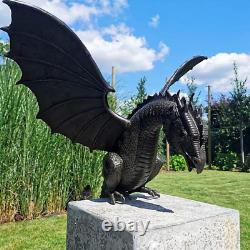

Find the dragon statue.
[{"left": 1, "top": 0, "right": 208, "bottom": 204}]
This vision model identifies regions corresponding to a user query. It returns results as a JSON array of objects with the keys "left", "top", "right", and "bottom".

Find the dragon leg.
[
  {"left": 100, "top": 152, "right": 125, "bottom": 205},
  {"left": 136, "top": 156, "right": 164, "bottom": 198},
  {"left": 147, "top": 156, "right": 164, "bottom": 183}
]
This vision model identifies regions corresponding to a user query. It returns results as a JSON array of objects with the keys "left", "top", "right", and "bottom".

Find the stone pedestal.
[{"left": 67, "top": 194, "right": 240, "bottom": 250}]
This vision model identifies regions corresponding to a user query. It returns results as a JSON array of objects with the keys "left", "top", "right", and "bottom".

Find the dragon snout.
[
  {"left": 184, "top": 151, "right": 205, "bottom": 174},
  {"left": 192, "top": 157, "right": 205, "bottom": 174}
]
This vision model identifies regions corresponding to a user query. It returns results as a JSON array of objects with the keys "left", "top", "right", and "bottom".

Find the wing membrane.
[{"left": 2, "top": 0, "right": 130, "bottom": 151}]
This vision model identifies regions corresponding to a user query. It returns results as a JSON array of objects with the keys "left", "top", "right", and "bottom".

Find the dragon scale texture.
[{"left": 116, "top": 98, "right": 178, "bottom": 190}]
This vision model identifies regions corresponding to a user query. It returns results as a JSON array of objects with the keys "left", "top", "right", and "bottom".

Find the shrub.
[
  {"left": 170, "top": 154, "right": 187, "bottom": 171},
  {"left": 214, "top": 151, "right": 239, "bottom": 171},
  {"left": 205, "top": 164, "right": 219, "bottom": 170}
]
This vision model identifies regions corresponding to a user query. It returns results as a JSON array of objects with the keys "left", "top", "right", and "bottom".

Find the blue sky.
[{"left": 1, "top": 0, "right": 250, "bottom": 103}]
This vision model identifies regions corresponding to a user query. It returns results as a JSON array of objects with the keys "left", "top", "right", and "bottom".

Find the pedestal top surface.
[{"left": 69, "top": 194, "right": 238, "bottom": 232}]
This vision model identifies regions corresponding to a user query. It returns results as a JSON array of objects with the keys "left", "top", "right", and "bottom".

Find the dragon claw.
[
  {"left": 139, "top": 187, "right": 160, "bottom": 198},
  {"left": 110, "top": 193, "right": 116, "bottom": 205},
  {"left": 109, "top": 191, "right": 126, "bottom": 205},
  {"left": 124, "top": 191, "right": 133, "bottom": 200}
]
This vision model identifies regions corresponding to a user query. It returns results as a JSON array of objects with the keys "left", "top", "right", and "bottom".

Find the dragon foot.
[
  {"left": 108, "top": 191, "right": 134, "bottom": 205},
  {"left": 139, "top": 187, "right": 160, "bottom": 198},
  {"left": 109, "top": 191, "right": 126, "bottom": 205}
]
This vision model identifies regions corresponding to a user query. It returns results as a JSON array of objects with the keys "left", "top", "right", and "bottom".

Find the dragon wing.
[{"left": 1, "top": 0, "right": 130, "bottom": 152}]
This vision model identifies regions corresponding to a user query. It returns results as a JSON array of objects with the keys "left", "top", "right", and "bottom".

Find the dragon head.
[
  {"left": 160, "top": 55, "right": 208, "bottom": 173},
  {"left": 164, "top": 92, "right": 207, "bottom": 173}
]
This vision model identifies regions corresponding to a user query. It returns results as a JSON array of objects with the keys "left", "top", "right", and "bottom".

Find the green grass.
[
  {"left": 150, "top": 170, "right": 250, "bottom": 250},
  {"left": 0, "top": 215, "right": 66, "bottom": 250},
  {"left": 0, "top": 170, "right": 249, "bottom": 249}
]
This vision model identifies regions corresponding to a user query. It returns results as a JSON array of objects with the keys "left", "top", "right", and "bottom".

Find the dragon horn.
[
  {"left": 189, "top": 93, "right": 195, "bottom": 104},
  {"left": 175, "top": 90, "right": 183, "bottom": 108},
  {"left": 160, "top": 55, "right": 207, "bottom": 96},
  {"left": 182, "top": 98, "right": 189, "bottom": 112}
]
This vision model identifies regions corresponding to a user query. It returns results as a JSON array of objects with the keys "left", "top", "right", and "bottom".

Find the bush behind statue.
[
  {"left": 170, "top": 155, "right": 187, "bottom": 171},
  {"left": 214, "top": 151, "right": 239, "bottom": 171}
]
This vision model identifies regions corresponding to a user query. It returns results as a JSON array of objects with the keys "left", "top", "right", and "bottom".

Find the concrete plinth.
[{"left": 67, "top": 194, "right": 240, "bottom": 250}]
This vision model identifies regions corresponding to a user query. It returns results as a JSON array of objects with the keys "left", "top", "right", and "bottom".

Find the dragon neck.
[{"left": 131, "top": 98, "right": 178, "bottom": 130}]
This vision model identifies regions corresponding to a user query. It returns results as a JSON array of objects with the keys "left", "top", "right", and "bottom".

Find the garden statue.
[{"left": 2, "top": 0, "right": 208, "bottom": 204}]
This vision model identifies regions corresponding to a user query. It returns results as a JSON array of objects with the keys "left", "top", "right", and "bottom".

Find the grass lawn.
[
  {"left": 0, "top": 170, "right": 249, "bottom": 250},
  {"left": 0, "top": 215, "right": 66, "bottom": 250}
]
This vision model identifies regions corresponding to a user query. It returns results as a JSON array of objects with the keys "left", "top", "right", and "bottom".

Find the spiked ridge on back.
[{"left": 127, "top": 94, "right": 166, "bottom": 119}]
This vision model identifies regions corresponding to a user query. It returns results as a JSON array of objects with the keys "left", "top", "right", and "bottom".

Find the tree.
[
  {"left": 210, "top": 63, "right": 250, "bottom": 170},
  {"left": 118, "top": 77, "right": 148, "bottom": 117},
  {"left": 135, "top": 76, "right": 147, "bottom": 105},
  {"left": 229, "top": 63, "right": 250, "bottom": 167},
  {"left": 211, "top": 96, "right": 237, "bottom": 153},
  {"left": 186, "top": 76, "right": 201, "bottom": 106}
]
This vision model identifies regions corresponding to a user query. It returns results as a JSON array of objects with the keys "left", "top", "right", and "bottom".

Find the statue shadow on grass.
[{"left": 92, "top": 194, "right": 174, "bottom": 213}]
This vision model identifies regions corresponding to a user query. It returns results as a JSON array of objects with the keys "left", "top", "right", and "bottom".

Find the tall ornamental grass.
[{"left": 0, "top": 55, "right": 104, "bottom": 223}]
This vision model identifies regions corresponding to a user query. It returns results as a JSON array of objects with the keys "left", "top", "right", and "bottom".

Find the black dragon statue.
[{"left": 1, "top": 0, "right": 208, "bottom": 204}]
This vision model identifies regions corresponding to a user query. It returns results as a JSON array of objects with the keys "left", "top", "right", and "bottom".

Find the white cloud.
[
  {"left": 0, "top": 0, "right": 169, "bottom": 74},
  {"left": 149, "top": 14, "right": 160, "bottom": 28},
  {"left": 100, "top": 0, "right": 128, "bottom": 14},
  {"left": 156, "top": 42, "right": 169, "bottom": 61},
  {"left": 76, "top": 25, "right": 169, "bottom": 73},
  {"left": 0, "top": 0, "right": 96, "bottom": 25},
  {"left": 169, "top": 91, "right": 188, "bottom": 99},
  {"left": 42, "top": 1, "right": 98, "bottom": 24},
  {"left": 0, "top": 0, "right": 128, "bottom": 26},
  {"left": 180, "top": 53, "right": 250, "bottom": 92},
  {"left": 0, "top": 1, "right": 11, "bottom": 27},
  {"left": 87, "top": 0, "right": 128, "bottom": 15}
]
